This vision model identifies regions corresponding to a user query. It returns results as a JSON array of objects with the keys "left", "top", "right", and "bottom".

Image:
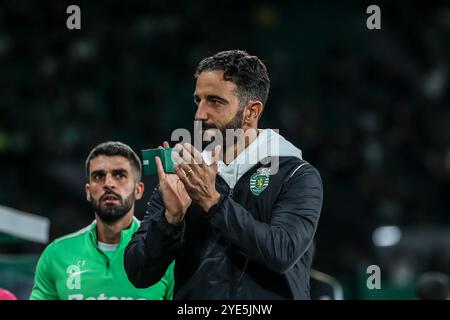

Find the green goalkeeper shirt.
[{"left": 30, "top": 217, "right": 174, "bottom": 300}]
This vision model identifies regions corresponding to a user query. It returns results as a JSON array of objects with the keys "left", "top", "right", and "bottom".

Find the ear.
[
  {"left": 85, "top": 183, "right": 91, "bottom": 202},
  {"left": 244, "top": 101, "right": 263, "bottom": 125},
  {"left": 134, "top": 182, "right": 145, "bottom": 200}
]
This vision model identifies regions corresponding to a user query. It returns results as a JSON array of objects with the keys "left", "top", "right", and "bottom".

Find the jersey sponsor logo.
[
  {"left": 250, "top": 172, "right": 269, "bottom": 196},
  {"left": 68, "top": 293, "right": 146, "bottom": 300},
  {"left": 66, "top": 261, "right": 89, "bottom": 290},
  {"left": 66, "top": 265, "right": 81, "bottom": 290}
]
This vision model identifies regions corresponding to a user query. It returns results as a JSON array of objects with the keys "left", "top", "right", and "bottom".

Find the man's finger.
[
  {"left": 172, "top": 150, "right": 186, "bottom": 167},
  {"left": 184, "top": 143, "right": 203, "bottom": 165},
  {"left": 175, "top": 144, "right": 194, "bottom": 166},
  {"left": 175, "top": 164, "right": 192, "bottom": 190},
  {"left": 176, "top": 160, "right": 192, "bottom": 177}
]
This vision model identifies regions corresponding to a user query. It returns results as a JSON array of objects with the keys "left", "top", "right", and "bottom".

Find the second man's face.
[{"left": 86, "top": 155, "right": 143, "bottom": 223}]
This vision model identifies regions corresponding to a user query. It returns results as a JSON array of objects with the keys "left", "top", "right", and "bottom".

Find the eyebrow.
[
  {"left": 193, "top": 93, "right": 229, "bottom": 104},
  {"left": 90, "top": 168, "right": 128, "bottom": 176},
  {"left": 112, "top": 169, "right": 128, "bottom": 176}
]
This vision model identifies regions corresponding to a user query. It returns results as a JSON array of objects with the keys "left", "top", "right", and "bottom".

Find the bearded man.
[
  {"left": 30, "top": 141, "right": 174, "bottom": 300},
  {"left": 125, "top": 50, "right": 323, "bottom": 299}
]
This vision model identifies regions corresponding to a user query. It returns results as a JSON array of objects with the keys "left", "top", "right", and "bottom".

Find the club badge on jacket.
[{"left": 250, "top": 168, "right": 270, "bottom": 196}]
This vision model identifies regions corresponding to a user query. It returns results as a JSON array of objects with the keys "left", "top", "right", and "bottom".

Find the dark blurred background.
[{"left": 0, "top": 0, "right": 449, "bottom": 299}]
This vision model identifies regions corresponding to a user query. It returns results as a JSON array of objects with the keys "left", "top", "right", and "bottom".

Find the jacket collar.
[
  {"left": 88, "top": 216, "right": 140, "bottom": 250},
  {"left": 203, "top": 129, "right": 302, "bottom": 189}
]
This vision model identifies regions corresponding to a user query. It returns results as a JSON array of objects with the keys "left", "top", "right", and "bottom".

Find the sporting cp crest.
[{"left": 250, "top": 171, "right": 270, "bottom": 196}]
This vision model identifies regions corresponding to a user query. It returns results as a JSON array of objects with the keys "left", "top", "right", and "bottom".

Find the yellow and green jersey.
[{"left": 30, "top": 217, "right": 173, "bottom": 300}]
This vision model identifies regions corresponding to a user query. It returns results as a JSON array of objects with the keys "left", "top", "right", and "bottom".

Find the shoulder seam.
[
  {"left": 289, "top": 161, "right": 310, "bottom": 179},
  {"left": 53, "top": 222, "right": 94, "bottom": 243}
]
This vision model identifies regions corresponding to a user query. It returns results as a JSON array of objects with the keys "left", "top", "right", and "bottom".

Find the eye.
[
  {"left": 115, "top": 172, "right": 127, "bottom": 179},
  {"left": 211, "top": 99, "right": 222, "bottom": 106},
  {"left": 93, "top": 173, "right": 104, "bottom": 180}
]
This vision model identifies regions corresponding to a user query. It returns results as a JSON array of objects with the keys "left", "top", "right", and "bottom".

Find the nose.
[
  {"left": 194, "top": 102, "right": 208, "bottom": 121},
  {"left": 104, "top": 173, "right": 116, "bottom": 189}
]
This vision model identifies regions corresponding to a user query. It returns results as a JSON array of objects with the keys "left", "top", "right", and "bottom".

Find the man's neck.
[
  {"left": 223, "top": 128, "right": 259, "bottom": 165},
  {"left": 95, "top": 212, "right": 134, "bottom": 244}
]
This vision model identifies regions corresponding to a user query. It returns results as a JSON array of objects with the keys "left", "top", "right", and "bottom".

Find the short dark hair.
[
  {"left": 195, "top": 50, "right": 270, "bottom": 108},
  {"left": 85, "top": 141, "right": 142, "bottom": 181},
  {"left": 416, "top": 272, "right": 449, "bottom": 300}
]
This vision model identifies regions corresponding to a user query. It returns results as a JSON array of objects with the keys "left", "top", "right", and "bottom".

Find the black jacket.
[{"left": 125, "top": 153, "right": 323, "bottom": 299}]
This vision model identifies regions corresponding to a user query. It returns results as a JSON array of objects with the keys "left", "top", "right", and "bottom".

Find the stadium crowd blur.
[{"left": 1, "top": 1, "right": 449, "bottom": 299}]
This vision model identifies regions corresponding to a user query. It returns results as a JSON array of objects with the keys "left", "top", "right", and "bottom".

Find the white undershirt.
[{"left": 97, "top": 241, "right": 118, "bottom": 252}]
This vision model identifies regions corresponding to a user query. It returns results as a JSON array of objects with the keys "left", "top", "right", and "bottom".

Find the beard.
[
  {"left": 199, "top": 106, "right": 245, "bottom": 151},
  {"left": 90, "top": 190, "right": 135, "bottom": 224}
]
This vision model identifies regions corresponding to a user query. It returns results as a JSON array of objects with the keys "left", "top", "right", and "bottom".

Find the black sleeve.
[
  {"left": 124, "top": 186, "right": 185, "bottom": 288},
  {"left": 207, "top": 164, "right": 323, "bottom": 274}
]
